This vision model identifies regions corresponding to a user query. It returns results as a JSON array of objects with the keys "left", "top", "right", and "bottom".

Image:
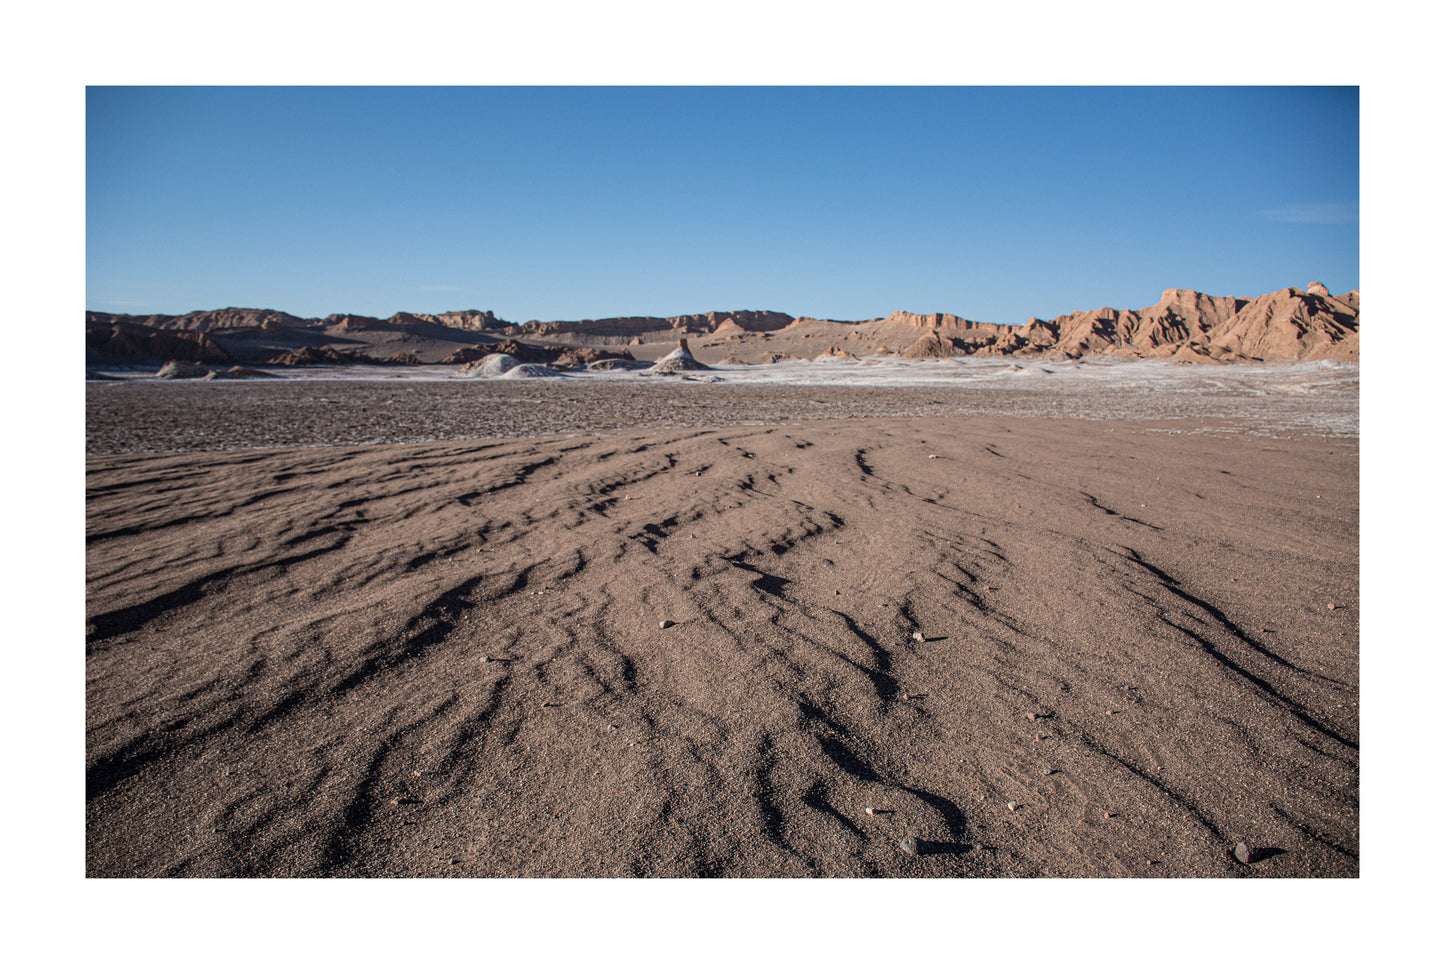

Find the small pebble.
[
  {"left": 1027, "top": 712, "right": 1038, "bottom": 722},
  {"left": 1006, "top": 801, "right": 1020, "bottom": 812},
  {"left": 449, "top": 857, "right": 460, "bottom": 866},
  {"left": 928, "top": 454, "right": 938, "bottom": 459},
  {"left": 659, "top": 619, "right": 675, "bottom": 629},
  {"left": 865, "top": 807, "right": 879, "bottom": 816},
  {"left": 899, "top": 836, "right": 923, "bottom": 856},
  {"left": 1234, "top": 842, "right": 1258, "bottom": 865},
  {"left": 1042, "top": 768, "right": 1055, "bottom": 777},
  {"left": 912, "top": 630, "right": 925, "bottom": 642},
  {"left": 1327, "top": 603, "right": 1337, "bottom": 610},
  {"left": 1105, "top": 812, "right": 1117, "bottom": 820}
]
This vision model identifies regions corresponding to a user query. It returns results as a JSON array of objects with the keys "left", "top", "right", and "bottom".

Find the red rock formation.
[
  {"left": 84, "top": 285, "right": 1360, "bottom": 366},
  {"left": 1202, "top": 286, "right": 1359, "bottom": 361}
]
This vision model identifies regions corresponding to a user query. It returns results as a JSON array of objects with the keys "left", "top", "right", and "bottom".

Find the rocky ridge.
[{"left": 85, "top": 283, "right": 1360, "bottom": 368}]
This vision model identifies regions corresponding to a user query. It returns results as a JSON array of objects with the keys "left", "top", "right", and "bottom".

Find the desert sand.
[{"left": 85, "top": 373, "right": 1358, "bottom": 878}]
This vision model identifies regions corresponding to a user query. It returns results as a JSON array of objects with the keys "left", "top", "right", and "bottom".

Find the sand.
[{"left": 85, "top": 381, "right": 1358, "bottom": 877}]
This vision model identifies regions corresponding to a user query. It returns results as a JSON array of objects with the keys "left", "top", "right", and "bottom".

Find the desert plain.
[{"left": 85, "top": 353, "right": 1358, "bottom": 877}]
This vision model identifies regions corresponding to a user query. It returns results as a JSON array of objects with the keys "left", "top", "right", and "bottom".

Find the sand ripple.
[{"left": 86, "top": 417, "right": 1358, "bottom": 876}]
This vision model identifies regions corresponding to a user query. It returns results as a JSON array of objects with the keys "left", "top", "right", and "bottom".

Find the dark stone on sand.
[
  {"left": 1234, "top": 842, "right": 1259, "bottom": 864},
  {"left": 900, "top": 836, "right": 924, "bottom": 856}
]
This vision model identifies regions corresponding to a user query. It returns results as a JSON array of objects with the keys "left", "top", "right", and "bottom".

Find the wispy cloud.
[{"left": 1258, "top": 202, "right": 1359, "bottom": 225}]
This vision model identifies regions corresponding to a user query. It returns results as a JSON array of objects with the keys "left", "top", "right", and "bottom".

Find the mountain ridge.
[{"left": 85, "top": 283, "right": 1360, "bottom": 366}]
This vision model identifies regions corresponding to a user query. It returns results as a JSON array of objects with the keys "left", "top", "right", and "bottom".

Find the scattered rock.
[
  {"left": 912, "top": 630, "right": 925, "bottom": 642},
  {"left": 659, "top": 619, "right": 675, "bottom": 629},
  {"left": 899, "top": 836, "right": 924, "bottom": 856},
  {"left": 1006, "top": 801, "right": 1020, "bottom": 812},
  {"left": 1234, "top": 842, "right": 1259, "bottom": 864},
  {"left": 1327, "top": 602, "right": 1337, "bottom": 610}
]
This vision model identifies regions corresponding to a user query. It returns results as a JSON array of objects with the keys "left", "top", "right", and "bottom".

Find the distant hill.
[{"left": 85, "top": 284, "right": 1359, "bottom": 368}]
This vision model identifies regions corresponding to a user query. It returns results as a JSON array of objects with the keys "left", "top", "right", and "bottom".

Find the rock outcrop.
[
  {"left": 648, "top": 338, "right": 713, "bottom": 373},
  {"left": 461, "top": 353, "right": 521, "bottom": 377},
  {"left": 266, "top": 346, "right": 377, "bottom": 366},
  {"left": 902, "top": 332, "right": 962, "bottom": 359},
  {"left": 517, "top": 310, "right": 794, "bottom": 343},
  {"left": 85, "top": 284, "right": 1360, "bottom": 369},
  {"left": 87, "top": 323, "right": 238, "bottom": 365},
  {"left": 1019, "top": 286, "right": 1357, "bottom": 362},
  {"left": 87, "top": 308, "right": 308, "bottom": 333}
]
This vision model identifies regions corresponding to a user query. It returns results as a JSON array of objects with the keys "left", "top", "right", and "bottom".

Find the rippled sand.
[{"left": 86, "top": 382, "right": 1359, "bottom": 876}]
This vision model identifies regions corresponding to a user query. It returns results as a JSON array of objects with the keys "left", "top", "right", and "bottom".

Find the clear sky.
[{"left": 86, "top": 86, "right": 1359, "bottom": 325}]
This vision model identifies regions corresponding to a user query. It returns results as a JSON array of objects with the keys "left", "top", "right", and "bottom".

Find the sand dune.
[{"left": 86, "top": 407, "right": 1357, "bottom": 877}]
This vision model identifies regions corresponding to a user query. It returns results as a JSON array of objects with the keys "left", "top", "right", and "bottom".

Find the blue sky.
[{"left": 86, "top": 86, "right": 1358, "bottom": 325}]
